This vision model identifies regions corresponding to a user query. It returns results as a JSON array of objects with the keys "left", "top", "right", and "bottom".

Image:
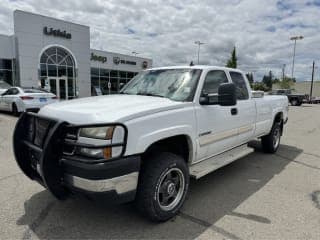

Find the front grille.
[{"left": 34, "top": 118, "right": 51, "bottom": 147}]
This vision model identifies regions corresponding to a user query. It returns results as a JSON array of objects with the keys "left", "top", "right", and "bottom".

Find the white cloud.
[{"left": 0, "top": 0, "right": 319, "bottom": 81}]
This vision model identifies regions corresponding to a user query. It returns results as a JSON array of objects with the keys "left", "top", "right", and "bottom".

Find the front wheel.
[
  {"left": 261, "top": 122, "right": 281, "bottom": 153},
  {"left": 12, "top": 103, "right": 19, "bottom": 116},
  {"left": 135, "top": 152, "right": 189, "bottom": 222}
]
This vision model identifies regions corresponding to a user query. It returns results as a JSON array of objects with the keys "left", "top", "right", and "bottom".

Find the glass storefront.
[
  {"left": 0, "top": 59, "right": 13, "bottom": 86},
  {"left": 91, "top": 68, "right": 137, "bottom": 95}
]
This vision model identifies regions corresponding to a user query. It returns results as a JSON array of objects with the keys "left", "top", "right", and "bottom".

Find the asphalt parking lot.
[{"left": 1, "top": 105, "right": 320, "bottom": 240}]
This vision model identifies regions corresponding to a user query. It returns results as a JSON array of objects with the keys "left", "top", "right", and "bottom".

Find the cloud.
[{"left": 0, "top": 0, "right": 319, "bottom": 81}]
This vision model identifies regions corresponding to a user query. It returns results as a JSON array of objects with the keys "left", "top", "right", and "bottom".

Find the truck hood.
[{"left": 39, "top": 94, "right": 189, "bottom": 124}]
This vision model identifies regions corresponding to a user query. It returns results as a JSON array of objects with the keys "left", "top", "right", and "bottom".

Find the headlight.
[
  {"left": 76, "top": 125, "right": 126, "bottom": 160},
  {"left": 79, "top": 126, "right": 114, "bottom": 139}
]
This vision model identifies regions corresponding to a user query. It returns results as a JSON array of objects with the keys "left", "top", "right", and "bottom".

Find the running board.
[{"left": 190, "top": 145, "right": 254, "bottom": 179}]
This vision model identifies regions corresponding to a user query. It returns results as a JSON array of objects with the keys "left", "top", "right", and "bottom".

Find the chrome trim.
[
  {"left": 199, "top": 124, "right": 255, "bottom": 147},
  {"left": 64, "top": 172, "right": 139, "bottom": 194}
]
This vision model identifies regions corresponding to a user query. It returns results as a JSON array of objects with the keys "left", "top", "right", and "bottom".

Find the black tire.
[
  {"left": 135, "top": 152, "right": 189, "bottom": 222},
  {"left": 290, "top": 99, "right": 298, "bottom": 106},
  {"left": 12, "top": 103, "right": 19, "bottom": 116},
  {"left": 261, "top": 122, "right": 281, "bottom": 153}
]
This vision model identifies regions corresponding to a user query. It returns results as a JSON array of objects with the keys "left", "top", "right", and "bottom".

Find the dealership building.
[{"left": 0, "top": 10, "right": 152, "bottom": 99}]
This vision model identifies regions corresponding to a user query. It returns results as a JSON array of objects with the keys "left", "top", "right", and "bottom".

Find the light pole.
[
  {"left": 290, "top": 35, "right": 303, "bottom": 80},
  {"left": 132, "top": 51, "right": 139, "bottom": 56},
  {"left": 282, "top": 64, "right": 286, "bottom": 81},
  {"left": 194, "top": 41, "right": 205, "bottom": 64}
]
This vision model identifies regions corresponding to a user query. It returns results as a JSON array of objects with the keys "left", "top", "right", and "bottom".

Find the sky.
[{"left": 0, "top": 0, "right": 320, "bottom": 81}]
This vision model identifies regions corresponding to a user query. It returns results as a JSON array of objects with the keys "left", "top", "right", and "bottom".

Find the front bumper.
[{"left": 13, "top": 112, "right": 140, "bottom": 203}]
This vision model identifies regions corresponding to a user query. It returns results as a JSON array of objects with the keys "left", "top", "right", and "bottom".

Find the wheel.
[
  {"left": 290, "top": 99, "right": 298, "bottom": 106},
  {"left": 12, "top": 103, "right": 19, "bottom": 116},
  {"left": 135, "top": 152, "right": 189, "bottom": 222},
  {"left": 261, "top": 122, "right": 281, "bottom": 153}
]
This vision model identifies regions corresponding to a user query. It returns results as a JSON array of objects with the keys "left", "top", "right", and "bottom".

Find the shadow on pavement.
[{"left": 17, "top": 142, "right": 302, "bottom": 239}]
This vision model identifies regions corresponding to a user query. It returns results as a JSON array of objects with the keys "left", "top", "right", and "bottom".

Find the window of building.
[
  {"left": 39, "top": 47, "right": 76, "bottom": 99},
  {"left": 0, "top": 59, "right": 13, "bottom": 86},
  {"left": 90, "top": 68, "right": 137, "bottom": 95},
  {"left": 229, "top": 71, "right": 249, "bottom": 100}
]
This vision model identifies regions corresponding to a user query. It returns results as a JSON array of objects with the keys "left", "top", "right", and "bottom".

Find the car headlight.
[{"left": 77, "top": 125, "right": 126, "bottom": 160}]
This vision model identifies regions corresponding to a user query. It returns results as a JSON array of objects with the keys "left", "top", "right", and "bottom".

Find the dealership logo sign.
[
  {"left": 142, "top": 61, "right": 148, "bottom": 69},
  {"left": 43, "top": 27, "right": 72, "bottom": 39},
  {"left": 113, "top": 56, "right": 137, "bottom": 66},
  {"left": 113, "top": 56, "right": 121, "bottom": 65},
  {"left": 91, "top": 53, "right": 107, "bottom": 63}
]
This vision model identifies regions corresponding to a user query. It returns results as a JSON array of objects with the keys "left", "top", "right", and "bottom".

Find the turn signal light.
[
  {"left": 20, "top": 96, "right": 34, "bottom": 100},
  {"left": 52, "top": 96, "right": 58, "bottom": 99},
  {"left": 103, "top": 147, "right": 112, "bottom": 159}
]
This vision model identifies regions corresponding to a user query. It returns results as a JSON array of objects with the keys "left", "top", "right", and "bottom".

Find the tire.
[
  {"left": 135, "top": 152, "right": 189, "bottom": 222},
  {"left": 290, "top": 99, "right": 298, "bottom": 106},
  {"left": 12, "top": 103, "right": 19, "bottom": 116},
  {"left": 261, "top": 122, "right": 281, "bottom": 153}
]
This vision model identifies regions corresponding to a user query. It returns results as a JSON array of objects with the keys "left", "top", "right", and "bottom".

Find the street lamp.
[
  {"left": 132, "top": 51, "right": 139, "bottom": 56},
  {"left": 290, "top": 35, "right": 303, "bottom": 80},
  {"left": 194, "top": 41, "right": 205, "bottom": 64}
]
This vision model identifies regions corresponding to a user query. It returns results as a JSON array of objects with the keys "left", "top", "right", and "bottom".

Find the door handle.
[{"left": 231, "top": 108, "right": 238, "bottom": 115}]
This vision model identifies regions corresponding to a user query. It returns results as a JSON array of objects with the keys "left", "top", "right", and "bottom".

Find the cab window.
[
  {"left": 202, "top": 70, "right": 228, "bottom": 94},
  {"left": 229, "top": 72, "right": 249, "bottom": 100}
]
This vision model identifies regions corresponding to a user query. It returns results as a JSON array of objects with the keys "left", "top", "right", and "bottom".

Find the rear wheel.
[
  {"left": 261, "top": 122, "right": 281, "bottom": 153},
  {"left": 12, "top": 103, "right": 19, "bottom": 116},
  {"left": 135, "top": 152, "right": 189, "bottom": 222},
  {"left": 290, "top": 99, "right": 298, "bottom": 106}
]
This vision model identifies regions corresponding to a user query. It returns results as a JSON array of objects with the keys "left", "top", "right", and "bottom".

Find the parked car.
[
  {"left": 270, "top": 89, "right": 305, "bottom": 106},
  {"left": 13, "top": 66, "right": 288, "bottom": 221},
  {"left": 0, "top": 87, "right": 58, "bottom": 115},
  {"left": 0, "top": 80, "right": 12, "bottom": 95}
]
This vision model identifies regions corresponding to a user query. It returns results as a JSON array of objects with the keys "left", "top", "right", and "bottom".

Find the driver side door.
[{"left": 195, "top": 70, "right": 239, "bottom": 162}]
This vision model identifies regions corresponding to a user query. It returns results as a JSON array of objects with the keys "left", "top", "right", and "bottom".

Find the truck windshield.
[{"left": 120, "top": 69, "right": 202, "bottom": 101}]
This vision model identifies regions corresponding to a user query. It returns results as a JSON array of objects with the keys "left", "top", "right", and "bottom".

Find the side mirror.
[
  {"left": 218, "top": 83, "right": 237, "bottom": 106},
  {"left": 199, "top": 83, "right": 237, "bottom": 106}
]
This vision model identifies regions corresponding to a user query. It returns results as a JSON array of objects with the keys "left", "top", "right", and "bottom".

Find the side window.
[
  {"left": 3, "top": 89, "right": 14, "bottom": 95},
  {"left": 202, "top": 70, "right": 228, "bottom": 94},
  {"left": 229, "top": 72, "right": 249, "bottom": 100},
  {"left": 11, "top": 88, "right": 19, "bottom": 95}
]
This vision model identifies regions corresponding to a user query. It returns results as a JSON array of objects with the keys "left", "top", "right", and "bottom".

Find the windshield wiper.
[{"left": 136, "top": 92, "right": 165, "bottom": 98}]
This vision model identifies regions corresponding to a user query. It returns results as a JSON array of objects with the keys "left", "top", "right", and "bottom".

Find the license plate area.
[{"left": 39, "top": 98, "right": 47, "bottom": 102}]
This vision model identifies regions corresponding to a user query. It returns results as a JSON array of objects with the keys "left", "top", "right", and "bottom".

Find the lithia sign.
[{"left": 43, "top": 27, "right": 72, "bottom": 39}]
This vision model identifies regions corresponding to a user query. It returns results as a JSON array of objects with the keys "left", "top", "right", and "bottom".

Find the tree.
[
  {"left": 277, "top": 76, "right": 295, "bottom": 89},
  {"left": 262, "top": 71, "right": 273, "bottom": 90},
  {"left": 226, "top": 46, "right": 237, "bottom": 68},
  {"left": 246, "top": 72, "right": 254, "bottom": 86}
]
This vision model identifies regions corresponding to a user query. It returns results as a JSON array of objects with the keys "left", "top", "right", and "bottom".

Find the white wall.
[
  {"left": 0, "top": 34, "right": 14, "bottom": 59},
  {"left": 14, "top": 10, "right": 91, "bottom": 97}
]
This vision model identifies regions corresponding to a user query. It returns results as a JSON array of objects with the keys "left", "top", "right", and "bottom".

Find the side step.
[{"left": 190, "top": 144, "right": 254, "bottom": 179}]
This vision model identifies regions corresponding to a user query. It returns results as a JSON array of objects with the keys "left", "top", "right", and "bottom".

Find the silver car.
[{"left": 0, "top": 87, "right": 58, "bottom": 115}]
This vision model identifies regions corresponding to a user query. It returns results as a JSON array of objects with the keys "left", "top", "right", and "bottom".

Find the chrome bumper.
[{"left": 64, "top": 172, "right": 139, "bottom": 194}]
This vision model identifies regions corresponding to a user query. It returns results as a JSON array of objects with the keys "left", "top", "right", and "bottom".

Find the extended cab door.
[
  {"left": 195, "top": 70, "right": 240, "bottom": 162},
  {"left": 228, "top": 71, "right": 256, "bottom": 145}
]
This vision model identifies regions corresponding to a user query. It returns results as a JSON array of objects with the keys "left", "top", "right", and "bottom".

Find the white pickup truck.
[{"left": 13, "top": 66, "right": 288, "bottom": 221}]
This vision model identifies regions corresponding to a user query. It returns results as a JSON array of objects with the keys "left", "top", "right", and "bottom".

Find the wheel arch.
[{"left": 141, "top": 134, "right": 194, "bottom": 164}]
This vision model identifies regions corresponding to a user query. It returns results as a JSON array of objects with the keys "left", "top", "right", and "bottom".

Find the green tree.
[
  {"left": 226, "top": 46, "right": 237, "bottom": 68},
  {"left": 246, "top": 72, "right": 254, "bottom": 86},
  {"left": 262, "top": 71, "right": 273, "bottom": 90},
  {"left": 277, "top": 76, "right": 295, "bottom": 89},
  {"left": 252, "top": 82, "right": 269, "bottom": 92}
]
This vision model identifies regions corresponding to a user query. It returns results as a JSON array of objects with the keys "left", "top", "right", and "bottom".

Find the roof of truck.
[{"left": 147, "top": 65, "right": 243, "bottom": 72}]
